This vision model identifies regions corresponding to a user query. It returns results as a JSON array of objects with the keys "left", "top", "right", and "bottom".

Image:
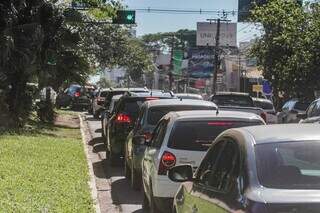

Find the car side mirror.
[
  {"left": 168, "top": 165, "right": 194, "bottom": 182},
  {"left": 132, "top": 135, "right": 146, "bottom": 146},
  {"left": 297, "top": 112, "right": 307, "bottom": 119}
]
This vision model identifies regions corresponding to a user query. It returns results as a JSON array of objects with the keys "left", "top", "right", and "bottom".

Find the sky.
[{"left": 123, "top": 0, "right": 260, "bottom": 43}]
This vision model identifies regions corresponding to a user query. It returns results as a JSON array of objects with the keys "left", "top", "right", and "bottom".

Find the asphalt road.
[{"left": 85, "top": 114, "right": 143, "bottom": 213}]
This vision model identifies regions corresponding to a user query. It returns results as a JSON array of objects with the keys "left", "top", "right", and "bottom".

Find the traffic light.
[{"left": 112, "top": 10, "right": 136, "bottom": 24}]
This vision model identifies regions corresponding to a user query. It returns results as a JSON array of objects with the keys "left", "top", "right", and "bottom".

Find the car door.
[
  {"left": 305, "top": 100, "right": 320, "bottom": 123},
  {"left": 176, "top": 141, "right": 226, "bottom": 213},
  {"left": 185, "top": 139, "right": 244, "bottom": 213},
  {"left": 142, "top": 120, "right": 168, "bottom": 196},
  {"left": 127, "top": 106, "right": 146, "bottom": 165}
]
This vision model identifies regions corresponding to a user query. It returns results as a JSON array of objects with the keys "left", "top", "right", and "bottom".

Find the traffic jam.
[{"left": 89, "top": 87, "right": 320, "bottom": 213}]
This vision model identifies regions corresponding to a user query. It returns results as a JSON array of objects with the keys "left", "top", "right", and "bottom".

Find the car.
[
  {"left": 277, "top": 99, "right": 310, "bottom": 123},
  {"left": 55, "top": 84, "right": 90, "bottom": 110},
  {"left": 175, "top": 93, "right": 203, "bottom": 100},
  {"left": 92, "top": 88, "right": 110, "bottom": 119},
  {"left": 141, "top": 110, "right": 265, "bottom": 212},
  {"left": 169, "top": 124, "right": 320, "bottom": 213},
  {"left": 101, "top": 94, "right": 122, "bottom": 138},
  {"left": 253, "top": 97, "right": 277, "bottom": 124},
  {"left": 106, "top": 91, "right": 175, "bottom": 165},
  {"left": 299, "top": 98, "right": 320, "bottom": 124},
  {"left": 124, "top": 99, "right": 217, "bottom": 190},
  {"left": 210, "top": 92, "right": 266, "bottom": 122},
  {"left": 104, "top": 87, "right": 149, "bottom": 109}
]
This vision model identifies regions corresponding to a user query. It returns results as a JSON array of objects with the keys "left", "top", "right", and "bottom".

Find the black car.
[
  {"left": 56, "top": 84, "right": 90, "bottom": 110},
  {"left": 169, "top": 124, "right": 320, "bottom": 213},
  {"left": 124, "top": 99, "right": 217, "bottom": 190},
  {"left": 106, "top": 91, "right": 175, "bottom": 165}
]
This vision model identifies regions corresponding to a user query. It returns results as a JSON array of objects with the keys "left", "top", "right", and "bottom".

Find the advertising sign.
[
  {"left": 196, "top": 22, "right": 237, "bottom": 47},
  {"left": 187, "top": 48, "right": 214, "bottom": 78}
]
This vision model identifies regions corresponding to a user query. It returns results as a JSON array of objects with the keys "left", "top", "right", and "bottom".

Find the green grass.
[{"left": 0, "top": 124, "right": 94, "bottom": 212}]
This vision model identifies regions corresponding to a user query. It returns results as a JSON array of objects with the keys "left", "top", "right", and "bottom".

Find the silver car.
[
  {"left": 299, "top": 98, "right": 320, "bottom": 124},
  {"left": 277, "top": 99, "right": 309, "bottom": 123}
]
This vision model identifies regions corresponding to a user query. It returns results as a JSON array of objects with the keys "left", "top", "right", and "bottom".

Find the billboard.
[
  {"left": 238, "top": 0, "right": 268, "bottom": 22},
  {"left": 187, "top": 48, "right": 214, "bottom": 78},
  {"left": 196, "top": 22, "right": 237, "bottom": 47}
]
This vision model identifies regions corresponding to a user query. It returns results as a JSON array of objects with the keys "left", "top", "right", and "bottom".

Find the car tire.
[
  {"left": 109, "top": 151, "right": 121, "bottom": 167},
  {"left": 93, "top": 111, "right": 99, "bottom": 119},
  {"left": 149, "top": 184, "right": 160, "bottom": 213},
  {"left": 142, "top": 190, "right": 150, "bottom": 212},
  {"left": 131, "top": 164, "right": 141, "bottom": 190},
  {"left": 124, "top": 160, "right": 131, "bottom": 180}
]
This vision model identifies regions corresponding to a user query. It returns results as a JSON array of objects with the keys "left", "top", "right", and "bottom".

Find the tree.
[
  {"left": 250, "top": 0, "right": 320, "bottom": 105},
  {"left": 141, "top": 29, "right": 197, "bottom": 52}
]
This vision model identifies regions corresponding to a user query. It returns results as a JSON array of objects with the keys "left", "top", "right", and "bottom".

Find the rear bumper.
[
  {"left": 110, "top": 135, "right": 127, "bottom": 155},
  {"left": 153, "top": 175, "right": 181, "bottom": 198}
]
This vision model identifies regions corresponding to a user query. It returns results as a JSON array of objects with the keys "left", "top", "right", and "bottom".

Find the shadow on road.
[{"left": 111, "top": 178, "right": 143, "bottom": 205}]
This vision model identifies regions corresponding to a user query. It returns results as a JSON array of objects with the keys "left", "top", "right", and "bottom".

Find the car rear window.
[
  {"left": 168, "top": 120, "right": 263, "bottom": 151},
  {"left": 147, "top": 106, "right": 215, "bottom": 125},
  {"left": 256, "top": 141, "right": 320, "bottom": 189},
  {"left": 254, "top": 100, "right": 274, "bottom": 110},
  {"left": 100, "top": 91, "right": 109, "bottom": 97},
  {"left": 212, "top": 95, "right": 254, "bottom": 107},
  {"left": 294, "top": 102, "right": 309, "bottom": 111}
]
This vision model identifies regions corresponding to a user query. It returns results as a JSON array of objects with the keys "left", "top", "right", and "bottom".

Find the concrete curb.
[{"left": 79, "top": 115, "right": 102, "bottom": 213}]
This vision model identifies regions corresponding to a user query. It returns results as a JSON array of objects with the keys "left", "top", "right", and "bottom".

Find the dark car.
[
  {"left": 106, "top": 91, "right": 175, "bottom": 165},
  {"left": 124, "top": 99, "right": 217, "bottom": 190},
  {"left": 210, "top": 92, "right": 266, "bottom": 122},
  {"left": 101, "top": 94, "right": 122, "bottom": 138},
  {"left": 169, "top": 124, "right": 320, "bottom": 213},
  {"left": 56, "top": 84, "right": 90, "bottom": 110},
  {"left": 92, "top": 88, "right": 111, "bottom": 119},
  {"left": 277, "top": 99, "right": 310, "bottom": 123},
  {"left": 299, "top": 98, "right": 320, "bottom": 124}
]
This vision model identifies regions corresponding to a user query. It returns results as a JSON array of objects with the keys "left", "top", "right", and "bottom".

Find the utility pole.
[
  {"left": 206, "top": 18, "right": 230, "bottom": 95},
  {"left": 212, "top": 18, "right": 220, "bottom": 95},
  {"left": 169, "top": 33, "right": 175, "bottom": 91}
]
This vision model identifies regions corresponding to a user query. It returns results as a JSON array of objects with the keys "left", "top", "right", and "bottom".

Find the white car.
[
  {"left": 141, "top": 110, "right": 265, "bottom": 212},
  {"left": 253, "top": 97, "right": 278, "bottom": 124}
]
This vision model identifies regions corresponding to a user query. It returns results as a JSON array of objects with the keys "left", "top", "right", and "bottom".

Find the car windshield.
[
  {"left": 295, "top": 102, "right": 310, "bottom": 111},
  {"left": 168, "top": 120, "right": 263, "bottom": 151},
  {"left": 212, "top": 95, "right": 254, "bottom": 107},
  {"left": 254, "top": 100, "right": 274, "bottom": 110},
  {"left": 147, "top": 105, "right": 215, "bottom": 125},
  {"left": 255, "top": 141, "right": 320, "bottom": 189}
]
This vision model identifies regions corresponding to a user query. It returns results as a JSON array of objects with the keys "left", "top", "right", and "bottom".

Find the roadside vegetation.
[{"left": 0, "top": 113, "right": 93, "bottom": 212}]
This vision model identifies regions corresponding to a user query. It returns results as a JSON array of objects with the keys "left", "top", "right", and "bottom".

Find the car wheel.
[
  {"left": 124, "top": 159, "right": 131, "bottom": 180},
  {"left": 109, "top": 151, "right": 121, "bottom": 167},
  {"left": 142, "top": 190, "right": 150, "bottom": 212},
  {"left": 93, "top": 111, "right": 99, "bottom": 119},
  {"left": 131, "top": 163, "right": 141, "bottom": 190},
  {"left": 149, "top": 184, "right": 160, "bottom": 213}
]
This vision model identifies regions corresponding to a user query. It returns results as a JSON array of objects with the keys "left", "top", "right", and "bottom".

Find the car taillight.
[
  {"left": 158, "top": 151, "right": 176, "bottom": 175},
  {"left": 75, "top": 92, "right": 80, "bottom": 97},
  {"left": 260, "top": 112, "right": 267, "bottom": 122},
  {"left": 115, "top": 113, "right": 131, "bottom": 123},
  {"left": 144, "top": 132, "right": 153, "bottom": 141}
]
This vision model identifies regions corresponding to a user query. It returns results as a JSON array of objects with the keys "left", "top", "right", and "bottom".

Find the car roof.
[
  {"left": 122, "top": 91, "right": 174, "bottom": 99},
  {"left": 110, "top": 87, "right": 148, "bottom": 92},
  {"left": 214, "top": 92, "right": 250, "bottom": 96},
  {"left": 240, "top": 124, "right": 320, "bottom": 144},
  {"left": 144, "top": 99, "right": 216, "bottom": 108},
  {"left": 112, "top": 94, "right": 123, "bottom": 100},
  {"left": 252, "top": 97, "right": 273, "bottom": 103},
  {"left": 164, "top": 110, "right": 263, "bottom": 122}
]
